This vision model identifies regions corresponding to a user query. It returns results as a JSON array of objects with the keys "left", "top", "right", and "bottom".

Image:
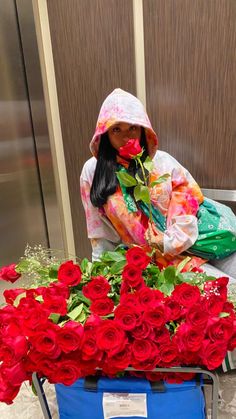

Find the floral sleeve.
[
  {"left": 164, "top": 167, "right": 204, "bottom": 256},
  {"left": 80, "top": 177, "right": 120, "bottom": 258}
]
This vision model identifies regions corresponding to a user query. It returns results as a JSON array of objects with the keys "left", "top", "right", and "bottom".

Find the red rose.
[
  {"left": 136, "top": 287, "right": 158, "bottom": 309},
  {"left": 200, "top": 340, "right": 227, "bottom": 370},
  {"left": 204, "top": 277, "right": 229, "bottom": 300},
  {"left": 114, "top": 305, "right": 141, "bottom": 330},
  {"left": 132, "top": 339, "right": 156, "bottom": 362},
  {"left": 0, "top": 336, "right": 28, "bottom": 365},
  {"left": 1, "top": 319, "right": 22, "bottom": 339},
  {"left": 223, "top": 301, "right": 235, "bottom": 316},
  {"left": 120, "top": 281, "right": 131, "bottom": 295},
  {"left": 51, "top": 359, "right": 81, "bottom": 385},
  {"left": 1, "top": 361, "right": 29, "bottom": 387},
  {"left": 119, "top": 138, "right": 142, "bottom": 159},
  {"left": 20, "top": 302, "right": 49, "bottom": 335},
  {"left": 78, "top": 358, "right": 98, "bottom": 377},
  {"left": 43, "top": 295, "right": 68, "bottom": 316},
  {"left": 164, "top": 297, "right": 182, "bottom": 321},
  {"left": 178, "top": 350, "right": 201, "bottom": 366},
  {"left": 81, "top": 330, "right": 103, "bottom": 361},
  {"left": 0, "top": 307, "right": 21, "bottom": 338},
  {"left": 104, "top": 346, "right": 131, "bottom": 374},
  {"left": 58, "top": 260, "right": 82, "bottom": 286},
  {"left": 96, "top": 320, "right": 127, "bottom": 355},
  {"left": 120, "top": 293, "right": 140, "bottom": 308},
  {"left": 25, "top": 350, "right": 53, "bottom": 374},
  {"left": 122, "top": 264, "right": 144, "bottom": 288},
  {"left": 90, "top": 297, "right": 114, "bottom": 316},
  {"left": 150, "top": 327, "right": 171, "bottom": 345},
  {"left": 132, "top": 352, "right": 160, "bottom": 371},
  {"left": 186, "top": 303, "right": 209, "bottom": 329},
  {"left": 131, "top": 322, "right": 151, "bottom": 340},
  {"left": 143, "top": 304, "right": 169, "bottom": 328},
  {"left": 206, "top": 318, "right": 233, "bottom": 343},
  {"left": 29, "top": 324, "right": 61, "bottom": 358},
  {"left": 83, "top": 276, "right": 110, "bottom": 300},
  {"left": 42, "top": 283, "right": 70, "bottom": 300},
  {"left": 204, "top": 295, "right": 225, "bottom": 316},
  {"left": 0, "top": 264, "right": 21, "bottom": 283},
  {"left": 84, "top": 314, "right": 102, "bottom": 331},
  {"left": 171, "top": 283, "right": 201, "bottom": 307},
  {"left": 57, "top": 321, "right": 84, "bottom": 353},
  {"left": 175, "top": 323, "right": 204, "bottom": 352},
  {"left": 37, "top": 358, "right": 57, "bottom": 379},
  {"left": 159, "top": 342, "right": 179, "bottom": 366},
  {"left": 0, "top": 370, "right": 20, "bottom": 404},
  {"left": 153, "top": 289, "right": 165, "bottom": 302},
  {"left": 3, "top": 289, "right": 25, "bottom": 305},
  {"left": 126, "top": 247, "right": 151, "bottom": 270}
]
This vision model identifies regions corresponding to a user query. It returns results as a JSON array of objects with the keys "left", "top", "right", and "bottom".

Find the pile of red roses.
[{"left": 0, "top": 246, "right": 236, "bottom": 404}]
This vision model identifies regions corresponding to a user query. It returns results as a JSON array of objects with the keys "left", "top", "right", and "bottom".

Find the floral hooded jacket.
[{"left": 80, "top": 88, "right": 204, "bottom": 260}]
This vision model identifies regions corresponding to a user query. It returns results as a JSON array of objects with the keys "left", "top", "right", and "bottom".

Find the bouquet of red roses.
[{"left": 0, "top": 245, "right": 236, "bottom": 404}]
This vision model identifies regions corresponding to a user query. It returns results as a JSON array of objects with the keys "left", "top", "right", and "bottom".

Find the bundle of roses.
[{"left": 0, "top": 245, "right": 236, "bottom": 405}]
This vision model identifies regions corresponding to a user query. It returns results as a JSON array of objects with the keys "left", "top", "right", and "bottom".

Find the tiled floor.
[{"left": 1, "top": 373, "right": 236, "bottom": 418}]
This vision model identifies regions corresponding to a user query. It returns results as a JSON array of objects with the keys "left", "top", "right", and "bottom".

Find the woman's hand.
[{"left": 145, "top": 221, "right": 164, "bottom": 254}]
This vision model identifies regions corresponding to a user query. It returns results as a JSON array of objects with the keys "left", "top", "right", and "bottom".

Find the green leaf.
[
  {"left": 101, "top": 251, "right": 126, "bottom": 262},
  {"left": 219, "top": 312, "right": 230, "bottom": 318},
  {"left": 134, "top": 184, "right": 150, "bottom": 203},
  {"left": 157, "top": 270, "right": 165, "bottom": 285},
  {"left": 177, "top": 272, "right": 195, "bottom": 283},
  {"left": 176, "top": 257, "right": 191, "bottom": 275},
  {"left": 48, "top": 266, "right": 58, "bottom": 279},
  {"left": 204, "top": 276, "right": 218, "bottom": 282},
  {"left": 68, "top": 303, "right": 84, "bottom": 320},
  {"left": 67, "top": 292, "right": 90, "bottom": 311},
  {"left": 49, "top": 313, "right": 61, "bottom": 324},
  {"left": 35, "top": 295, "right": 44, "bottom": 303},
  {"left": 103, "top": 313, "right": 115, "bottom": 319},
  {"left": 146, "top": 265, "right": 160, "bottom": 275},
  {"left": 81, "top": 258, "right": 89, "bottom": 272},
  {"left": 110, "top": 260, "right": 127, "bottom": 275},
  {"left": 150, "top": 173, "right": 170, "bottom": 187},
  {"left": 143, "top": 156, "right": 154, "bottom": 172},
  {"left": 116, "top": 171, "right": 137, "bottom": 187},
  {"left": 13, "top": 292, "right": 26, "bottom": 307},
  {"left": 76, "top": 311, "right": 86, "bottom": 322},
  {"left": 159, "top": 282, "right": 174, "bottom": 296},
  {"left": 135, "top": 173, "right": 144, "bottom": 184},
  {"left": 169, "top": 321, "right": 178, "bottom": 331},
  {"left": 58, "top": 319, "right": 69, "bottom": 327},
  {"left": 163, "top": 266, "right": 177, "bottom": 283}
]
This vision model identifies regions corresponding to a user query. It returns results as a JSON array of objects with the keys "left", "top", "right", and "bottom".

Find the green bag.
[{"left": 190, "top": 198, "right": 236, "bottom": 260}]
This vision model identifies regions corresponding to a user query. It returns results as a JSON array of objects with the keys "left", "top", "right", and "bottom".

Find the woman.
[{"left": 80, "top": 88, "right": 236, "bottom": 278}]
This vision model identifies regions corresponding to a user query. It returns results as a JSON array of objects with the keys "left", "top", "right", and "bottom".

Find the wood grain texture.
[
  {"left": 143, "top": 0, "right": 236, "bottom": 190},
  {"left": 47, "top": 0, "right": 136, "bottom": 258}
]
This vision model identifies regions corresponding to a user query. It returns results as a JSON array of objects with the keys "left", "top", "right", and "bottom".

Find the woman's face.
[{"left": 108, "top": 122, "right": 141, "bottom": 152}]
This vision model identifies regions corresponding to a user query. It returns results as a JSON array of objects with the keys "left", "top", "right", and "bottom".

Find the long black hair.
[{"left": 90, "top": 127, "right": 148, "bottom": 207}]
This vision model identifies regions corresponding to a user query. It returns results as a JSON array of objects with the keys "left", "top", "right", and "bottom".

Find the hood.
[{"left": 90, "top": 88, "right": 158, "bottom": 158}]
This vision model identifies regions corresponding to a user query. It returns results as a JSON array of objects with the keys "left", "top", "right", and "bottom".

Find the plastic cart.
[{"left": 32, "top": 366, "right": 219, "bottom": 419}]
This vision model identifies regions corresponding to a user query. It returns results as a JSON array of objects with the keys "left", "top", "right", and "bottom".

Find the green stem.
[
  {"left": 136, "top": 156, "right": 153, "bottom": 223},
  {"left": 137, "top": 157, "right": 146, "bottom": 184}
]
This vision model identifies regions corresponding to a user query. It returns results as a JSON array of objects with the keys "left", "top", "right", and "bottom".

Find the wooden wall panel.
[
  {"left": 47, "top": 0, "right": 136, "bottom": 258},
  {"left": 143, "top": 0, "right": 236, "bottom": 190}
]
